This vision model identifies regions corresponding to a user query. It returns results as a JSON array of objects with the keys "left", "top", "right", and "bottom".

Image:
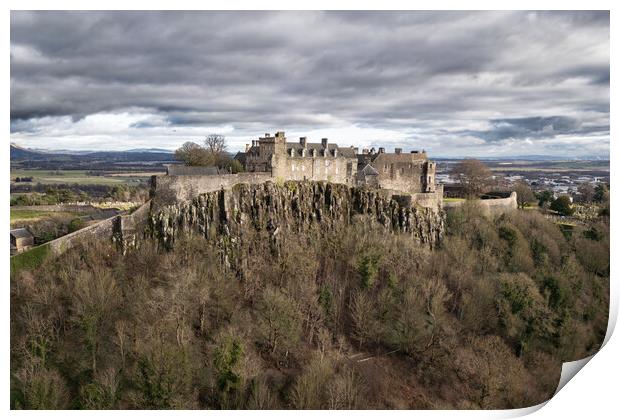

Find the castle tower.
[{"left": 274, "top": 131, "right": 287, "bottom": 156}]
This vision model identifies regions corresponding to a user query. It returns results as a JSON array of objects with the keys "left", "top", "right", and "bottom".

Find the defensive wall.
[
  {"left": 11, "top": 201, "right": 153, "bottom": 270},
  {"left": 151, "top": 173, "right": 273, "bottom": 207},
  {"left": 165, "top": 164, "right": 221, "bottom": 176},
  {"left": 151, "top": 172, "right": 443, "bottom": 211},
  {"left": 442, "top": 191, "right": 518, "bottom": 216}
]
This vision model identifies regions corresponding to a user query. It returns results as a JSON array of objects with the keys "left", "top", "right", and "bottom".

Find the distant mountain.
[
  {"left": 10, "top": 144, "right": 176, "bottom": 171},
  {"left": 11, "top": 144, "right": 174, "bottom": 161},
  {"left": 124, "top": 148, "right": 175, "bottom": 153},
  {"left": 10, "top": 144, "right": 61, "bottom": 160}
]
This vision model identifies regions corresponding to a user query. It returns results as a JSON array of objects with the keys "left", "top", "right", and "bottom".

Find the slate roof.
[
  {"left": 359, "top": 164, "right": 379, "bottom": 176},
  {"left": 10, "top": 228, "right": 33, "bottom": 239}
]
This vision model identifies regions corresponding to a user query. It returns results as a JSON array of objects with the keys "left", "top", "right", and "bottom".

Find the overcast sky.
[{"left": 10, "top": 11, "right": 609, "bottom": 157}]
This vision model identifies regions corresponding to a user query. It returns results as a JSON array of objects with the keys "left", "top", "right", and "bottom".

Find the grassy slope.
[{"left": 10, "top": 244, "right": 51, "bottom": 274}]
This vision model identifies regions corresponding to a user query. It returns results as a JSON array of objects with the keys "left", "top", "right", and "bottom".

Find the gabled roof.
[
  {"left": 10, "top": 228, "right": 33, "bottom": 239},
  {"left": 359, "top": 164, "right": 379, "bottom": 176}
]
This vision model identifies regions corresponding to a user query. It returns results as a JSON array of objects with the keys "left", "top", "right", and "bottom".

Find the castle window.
[{"left": 400, "top": 168, "right": 404, "bottom": 175}]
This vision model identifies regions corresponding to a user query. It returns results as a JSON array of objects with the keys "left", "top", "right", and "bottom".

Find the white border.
[{"left": 3, "top": 2, "right": 617, "bottom": 419}]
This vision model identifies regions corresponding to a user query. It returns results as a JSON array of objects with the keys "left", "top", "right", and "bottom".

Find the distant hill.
[
  {"left": 10, "top": 144, "right": 61, "bottom": 160},
  {"left": 10, "top": 144, "right": 176, "bottom": 171}
]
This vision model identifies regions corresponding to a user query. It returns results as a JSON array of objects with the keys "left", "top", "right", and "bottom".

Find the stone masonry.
[{"left": 235, "top": 131, "right": 437, "bottom": 196}]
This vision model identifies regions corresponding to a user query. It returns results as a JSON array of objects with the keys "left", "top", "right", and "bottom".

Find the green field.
[
  {"left": 11, "top": 209, "right": 85, "bottom": 227},
  {"left": 10, "top": 209, "right": 78, "bottom": 224},
  {"left": 10, "top": 169, "right": 152, "bottom": 186},
  {"left": 10, "top": 243, "right": 51, "bottom": 274}
]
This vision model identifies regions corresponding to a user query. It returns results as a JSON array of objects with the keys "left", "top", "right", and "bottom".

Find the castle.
[{"left": 235, "top": 131, "right": 437, "bottom": 195}]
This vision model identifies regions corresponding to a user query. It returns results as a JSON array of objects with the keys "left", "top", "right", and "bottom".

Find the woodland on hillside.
[{"left": 10, "top": 203, "right": 609, "bottom": 409}]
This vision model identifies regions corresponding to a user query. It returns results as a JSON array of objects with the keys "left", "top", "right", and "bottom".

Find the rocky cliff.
[{"left": 149, "top": 181, "right": 444, "bottom": 254}]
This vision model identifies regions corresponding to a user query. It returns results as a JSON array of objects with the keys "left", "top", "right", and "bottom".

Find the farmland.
[{"left": 10, "top": 169, "right": 160, "bottom": 186}]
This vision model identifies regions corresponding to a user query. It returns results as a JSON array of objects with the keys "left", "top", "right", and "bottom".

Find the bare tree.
[
  {"left": 205, "top": 134, "right": 227, "bottom": 155},
  {"left": 513, "top": 181, "right": 536, "bottom": 209},
  {"left": 451, "top": 159, "right": 493, "bottom": 197},
  {"left": 577, "top": 183, "right": 595, "bottom": 203}
]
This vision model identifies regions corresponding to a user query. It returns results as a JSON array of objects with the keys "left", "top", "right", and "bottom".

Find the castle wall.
[
  {"left": 151, "top": 172, "right": 273, "bottom": 207},
  {"left": 271, "top": 154, "right": 357, "bottom": 185},
  {"left": 45, "top": 214, "right": 118, "bottom": 255},
  {"left": 165, "top": 164, "right": 220, "bottom": 176},
  {"left": 368, "top": 154, "right": 435, "bottom": 194},
  {"left": 442, "top": 191, "right": 518, "bottom": 216}
]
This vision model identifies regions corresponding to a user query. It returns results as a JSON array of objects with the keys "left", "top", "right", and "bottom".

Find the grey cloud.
[
  {"left": 10, "top": 11, "right": 609, "bottom": 156},
  {"left": 459, "top": 116, "right": 610, "bottom": 143}
]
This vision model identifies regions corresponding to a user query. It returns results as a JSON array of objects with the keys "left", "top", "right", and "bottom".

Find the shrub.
[
  {"left": 550, "top": 196, "right": 574, "bottom": 216},
  {"left": 357, "top": 253, "right": 379, "bottom": 289},
  {"left": 68, "top": 218, "right": 86, "bottom": 233}
]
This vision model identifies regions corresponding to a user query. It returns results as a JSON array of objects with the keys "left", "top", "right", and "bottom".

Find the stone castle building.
[{"left": 236, "top": 131, "right": 436, "bottom": 195}]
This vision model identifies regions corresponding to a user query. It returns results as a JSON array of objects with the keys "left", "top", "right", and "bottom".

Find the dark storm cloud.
[
  {"left": 461, "top": 116, "right": 584, "bottom": 142},
  {"left": 10, "top": 11, "right": 609, "bottom": 156}
]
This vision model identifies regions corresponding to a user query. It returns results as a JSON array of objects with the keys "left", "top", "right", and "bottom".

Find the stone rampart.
[
  {"left": 442, "top": 191, "right": 518, "bottom": 216},
  {"left": 151, "top": 173, "right": 273, "bottom": 207},
  {"left": 45, "top": 215, "right": 117, "bottom": 255}
]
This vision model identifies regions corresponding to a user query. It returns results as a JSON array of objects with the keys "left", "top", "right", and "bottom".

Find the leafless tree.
[
  {"left": 513, "top": 181, "right": 536, "bottom": 209},
  {"left": 204, "top": 134, "right": 227, "bottom": 155},
  {"left": 451, "top": 159, "right": 493, "bottom": 197}
]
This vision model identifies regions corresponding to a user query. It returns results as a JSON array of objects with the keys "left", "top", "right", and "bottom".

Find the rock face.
[{"left": 149, "top": 181, "right": 445, "bottom": 253}]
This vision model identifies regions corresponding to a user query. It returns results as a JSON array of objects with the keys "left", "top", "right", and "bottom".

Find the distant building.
[{"left": 10, "top": 228, "right": 34, "bottom": 255}]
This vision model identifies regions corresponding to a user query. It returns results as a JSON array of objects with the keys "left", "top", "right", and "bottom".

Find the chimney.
[
  {"left": 395, "top": 148, "right": 402, "bottom": 154},
  {"left": 411, "top": 150, "right": 418, "bottom": 154},
  {"left": 322, "top": 138, "right": 328, "bottom": 148},
  {"left": 276, "top": 131, "right": 285, "bottom": 138},
  {"left": 245, "top": 144, "right": 250, "bottom": 152},
  {"left": 362, "top": 148, "right": 369, "bottom": 155},
  {"left": 378, "top": 147, "right": 385, "bottom": 154},
  {"left": 300, "top": 137, "right": 307, "bottom": 147},
  {"left": 252, "top": 140, "right": 257, "bottom": 147},
  {"left": 265, "top": 133, "right": 270, "bottom": 138},
  {"left": 333, "top": 148, "right": 338, "bottom": 157}
]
